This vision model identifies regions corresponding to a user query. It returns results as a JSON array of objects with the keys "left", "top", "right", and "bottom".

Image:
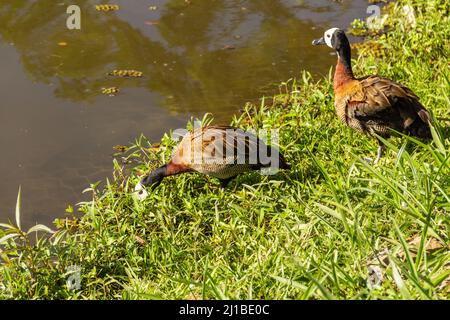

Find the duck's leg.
[
  {"left": 374, "top": 140, "right": 385, "bottom": 165},
  {"left": 219, "top": 178, "right": 233, "bottom": 190}
]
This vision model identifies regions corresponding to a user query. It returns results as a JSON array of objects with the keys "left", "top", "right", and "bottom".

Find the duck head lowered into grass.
[
  {"left": 312, "top": 28, "right": 432, "bottom": 164},
  {"left": 135, "top": 125, "right": 290, "bottom": 201}
]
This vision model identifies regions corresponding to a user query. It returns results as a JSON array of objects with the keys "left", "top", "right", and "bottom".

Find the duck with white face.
[
  {"left": 312, "top": 27, "right": 341, "bottom": 48},
  {"left": 311, "top": 28, "right": 431, "bottom": 164},
  {"left": 312, "top": 28, "right": 353, "bottom": 80}
]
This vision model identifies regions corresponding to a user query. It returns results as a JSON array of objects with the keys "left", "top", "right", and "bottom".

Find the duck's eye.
[
  {"left": 139, "top": 190, "right": 144, "bottom": 195},
  {"left": 327, "top": 34, "right": 331, "bottom": 38}
]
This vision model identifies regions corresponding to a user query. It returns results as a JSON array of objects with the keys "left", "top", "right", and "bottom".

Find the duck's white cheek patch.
[
  {"left": 325, "top": 35, "right": 333, "bottom": 47},
  {"left": 135, "top": 182, "right": 149, "bottom": 201},
  {"left": 324, "top": 27, "right": 339, "bottom": 48}
]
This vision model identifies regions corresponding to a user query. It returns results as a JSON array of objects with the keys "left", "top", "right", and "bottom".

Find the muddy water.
[{"left": 0, "top": 0, "right": 372, "bottom": 227}]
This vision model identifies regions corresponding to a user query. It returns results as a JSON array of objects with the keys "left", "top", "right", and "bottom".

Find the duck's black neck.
[
  {"left": 141, "top": 165, "right": 168, "bottom": 188},
  {"left": 337, "top": 38, "right": 353, "bottom": 76},
  {"left": 153, "top": 165, "right": 168, "bottom": 178},
  {"left": 334, "top": 37, "right": 354, "bottom": 89}
]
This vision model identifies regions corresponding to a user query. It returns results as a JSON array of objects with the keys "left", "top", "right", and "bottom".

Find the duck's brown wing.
[
  {"left": 200, "top": 128, "right": 288, "bottom": 170},
  {"left": 200, "top": 127, "right": 261, "bottom": 165},
  {"left": 174, "top": 126, "right": 259, "bottom": 165},
  {"left": 347, "top": 76, "right": 431, "bottom": 137},
  {"left": 189, "top": 125, "right": 237, "bottom": 142}
]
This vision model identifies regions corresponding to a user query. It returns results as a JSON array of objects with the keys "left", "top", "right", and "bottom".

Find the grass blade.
[
  {"left": 27, "top": 224, "right": 55, "bottom": 235},
  {"left": 15, "top": 186, "right": 21, "bottom": 230},
  {"left": 390, "top": 258, "right": 412, "bottom": 299},
  {"left": 0, "top": 233, "right": 19, "bottom": 245}
]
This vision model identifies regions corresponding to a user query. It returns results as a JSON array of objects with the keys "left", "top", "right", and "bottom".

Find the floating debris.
[
  {"left": 222, "top": 45, "right": 236, "bottom": 50},
  {"left": 58, "top": 42, "right": 68, "bottom": 46},
  {"left": 101, "top": 87, "right": 119, "bottom": 96},
  {"left": 113, "top": 145, "right": 129, "bottom": 153},
  {"left": 108, "top": 70, "right": 143, "bottom": 78},
  {"left": 145, "top": 20, "right": 160, "bottom": 26},
  {"left": 95, "top": 4, "right": 120, "bottom": 12},
  {"left": 148, "top": 5, "right": 158, "bottom": 11}
]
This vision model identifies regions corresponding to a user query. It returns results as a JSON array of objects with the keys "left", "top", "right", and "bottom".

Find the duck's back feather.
[
  {"left": 171, "top": 126, "right": 286, "bottom": 179},
  {"left": 335, "top": 76, "right": 431, "bottom": 139}
]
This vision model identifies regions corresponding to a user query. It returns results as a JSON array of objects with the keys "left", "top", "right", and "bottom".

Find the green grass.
[{"left": 1, "top": 0, "right": 449, "bottom": 299}]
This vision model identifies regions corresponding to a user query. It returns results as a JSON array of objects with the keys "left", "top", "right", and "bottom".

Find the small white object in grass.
[
  {"left": 367, "top": 265, "right": 383, "bottom": 290},
  {"left": 402, "top": 5, "right": 416, "bottom": 28},
  {"left": 135, "top": 181, "right": 149, "bottom": 201}
]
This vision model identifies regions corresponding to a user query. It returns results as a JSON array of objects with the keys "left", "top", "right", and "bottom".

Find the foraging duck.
[
  {"left": 312, "top": 28, "right": 431, "bottom": 163},
  {"left": 135, "top": 125, "right": 289, "bottom": 200}
]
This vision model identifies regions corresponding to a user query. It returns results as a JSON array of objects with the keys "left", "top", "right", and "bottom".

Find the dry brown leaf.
[
  {"left": 408, "top": 235, "right": 445, "bottom": 253},
  {"left": 135, "top": 235, "right": 146, "bottom": 246}
]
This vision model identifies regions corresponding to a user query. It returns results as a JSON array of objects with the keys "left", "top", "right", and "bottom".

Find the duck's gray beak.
[{"left": 312, "top": 37, "right": 326, "bottom": 45}]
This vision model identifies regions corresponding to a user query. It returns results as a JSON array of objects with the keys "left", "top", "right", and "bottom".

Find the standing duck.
[
  {"left": 312, "top": 28, "right": 432, "bottom": 163},
  {"left": 135, "top": 125, "right": 289, "bottom": 200}
]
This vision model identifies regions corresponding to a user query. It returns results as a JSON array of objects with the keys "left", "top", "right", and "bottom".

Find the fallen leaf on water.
[
  {"left": 222, "top": 45, "right": 236, "bottom": 50},
  {"left": 101, "top": 87, "right": 119, "bottom": 96},
  {"left": 58, "top": 42, "right": 68, "bottom": 46},
  {"left": 108, "top": 70, "right": 143, "bottom": 77},
  {"left": 95, "top": 4, "right": 120, "bottom": 12}
]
